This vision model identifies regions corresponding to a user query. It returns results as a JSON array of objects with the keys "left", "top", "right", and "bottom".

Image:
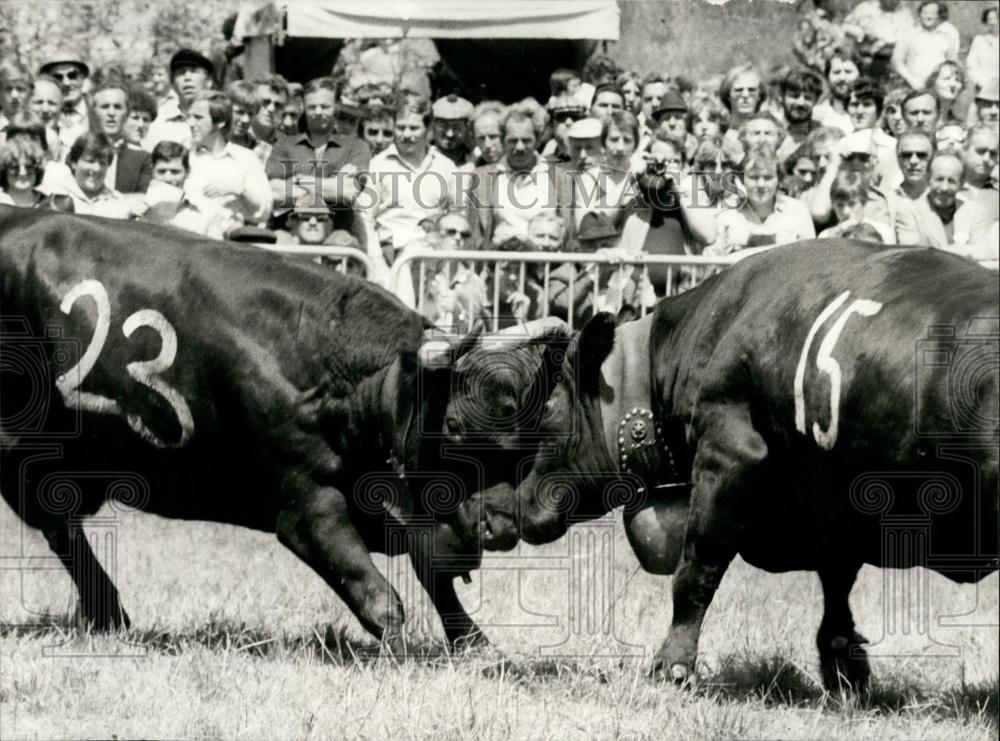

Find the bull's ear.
[
  {"left": 576, "top": 312, "right": 617, "bottom": 391},
  {"left": 453, "top": 320, "right": 485, "bottom": 363}
]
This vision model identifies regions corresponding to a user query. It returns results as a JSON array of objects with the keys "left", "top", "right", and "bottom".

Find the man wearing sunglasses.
[
  {"left": 893, "top": 129, "right": 934, "bottom": 203},
  {"left": 894, "top": 152, "right": 997, "bottom": 251},
  {"left": 251, "top": 75, "right": 289, "bottom": 160},
  {"left": 541, "top": 96, "right": 586, "bottom": 164},
  {"left": 38, "top": 52, "right": 90, "bottom": 154},
  {"left": 430, "top": 94, "right": 474, "bottom": 170}
]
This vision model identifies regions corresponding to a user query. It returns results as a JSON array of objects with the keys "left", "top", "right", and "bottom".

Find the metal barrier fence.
[
  {"left": 256, "top": 243, "right": 375, "bottom": 278},
  {"left": 258, "top": 244, "right": 997, "bottom": 330},
  {"left": 389, "top": 248, "right": 748, "bottom": 331}
]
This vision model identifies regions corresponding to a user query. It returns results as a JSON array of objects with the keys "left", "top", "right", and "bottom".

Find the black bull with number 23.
[
  {"left": 457, "top": 240, "right": 999, "bottom": 692},
  {"left": 0, "top": 206, "right": 521, "bottom": 651}
]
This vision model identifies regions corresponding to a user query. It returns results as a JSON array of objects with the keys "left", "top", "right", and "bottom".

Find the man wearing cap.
[
  {"left": 275, "top": 196, "right": 338, "bottom": 245},
  {"left": 144, "top": 49, "right": 215, "bottom": 151},
  {"left": 974, "top": 78, "right": 1000, "bottom": 130},
  {"left": 651, "top": 91, "right": 698, "bottom": 161},
  {"left": 431, "top": 94, "right": 474, "bottom": 169},
  {"left": 560, "top": 117, "right": 609, "bottom": 232},
  {"left": 38, "top": 52, "right": 90, "bottom": 153},
  {"left": 541, "top": 96, "right": 586, "bottom": 163}
]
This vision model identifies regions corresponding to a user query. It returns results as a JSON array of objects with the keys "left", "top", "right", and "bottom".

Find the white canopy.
[{"left": 282, "top": 0, "right": 619, "bottom": 40}]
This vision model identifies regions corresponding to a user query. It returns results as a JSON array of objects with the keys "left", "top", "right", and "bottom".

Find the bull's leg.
[
  {"left": 650, "top": 403, "right": 768, "bottom": 686},
  {"left": 406, "top": 524, "right": 487, "bottom": 651},
  {"left": 817, "top": 563, "right": 869, "bottom": 693},
  {"left": 45, "top": 520, "right": 131, "bottom": 631},
  {"left": 276, "top": 488, "right": 408, "bottom": 652}
]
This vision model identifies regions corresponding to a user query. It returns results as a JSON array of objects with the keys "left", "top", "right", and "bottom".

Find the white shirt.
[
  {"left": 491, "top": 158, "right": 557, "bottom": 244},
  {"left": 143, "top": 98, "right": 192, "bottom": 151},
  {"left": 187, "top": 141, "right": 273, "bottom": 224},
  {"left": 361, "top": 145, "right": 459, "bottom": 248},
  {"left": 812, "top": 100, "right": 854, "bottom": 136}
]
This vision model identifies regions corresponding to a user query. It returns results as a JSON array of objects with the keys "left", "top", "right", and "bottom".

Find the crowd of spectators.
[{"left": 0, "top": 0, "right": 997, "bottom": 328}]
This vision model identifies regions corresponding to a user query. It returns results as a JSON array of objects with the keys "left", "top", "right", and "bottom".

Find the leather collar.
[
  {"left": 600, "top": 314, "right": 687, "bottom": 492},
  {"left": 379, "top": 357, "right": 415, "bottom": 519}
]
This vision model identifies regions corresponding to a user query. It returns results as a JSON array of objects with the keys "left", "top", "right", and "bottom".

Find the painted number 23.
[
  {"left": 794, "top": 290, "right": 882, "bottom": 450},
  {"left": 54, "top": 279, "right": 194, "bottom": 448}
]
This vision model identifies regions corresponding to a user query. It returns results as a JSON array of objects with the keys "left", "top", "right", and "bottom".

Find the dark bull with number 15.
[{"left": 453, "top": 240, "right": 999, "bottom": 692}]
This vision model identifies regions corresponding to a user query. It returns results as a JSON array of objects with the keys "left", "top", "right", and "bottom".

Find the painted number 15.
[{"left": 794, "top": 290, "right": 882, "bottom": 450}]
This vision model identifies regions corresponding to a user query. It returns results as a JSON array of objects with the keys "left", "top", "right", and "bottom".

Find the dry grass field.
[{"left": 0, "top": 498, "right": 996, "bottom": 740}]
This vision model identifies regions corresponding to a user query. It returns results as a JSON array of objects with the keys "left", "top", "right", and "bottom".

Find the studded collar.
[{"left": 599, "top": 314, "right": 687, "bottom": 492}]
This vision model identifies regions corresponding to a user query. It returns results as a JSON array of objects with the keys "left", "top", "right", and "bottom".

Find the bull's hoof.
[
  {"left": 819, "top": 630, "right": 870, "bottom": 694},
  {"left": 649, "top": 654, "right": 697, "bottom": 688},
  {"left": 75, "top": 602, "right": 131, "bottom": 633}
]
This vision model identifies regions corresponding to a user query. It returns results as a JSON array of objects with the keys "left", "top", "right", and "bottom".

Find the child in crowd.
[
  {"left": 139, "top": 141, "right": 225, "bottom": 239},
  {"left": 818, "top": 168, "right": 895, "bottom": 243}
]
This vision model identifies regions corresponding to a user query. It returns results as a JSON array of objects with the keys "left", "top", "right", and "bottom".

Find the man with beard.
[
  {"left": 90, "top": 83, "right": 152, "bottom": 194},
  {"left": 145, "top": 49, "right": 214, "bottom": 151},
  {"left": 894, "top": 152, "right": 997, "bottom": 247},
  {"left": 37, "top": 52, "right": 90, "bottom": 153},
  {"left": 780, "top": 69, "right": 823, "bottom": 145},
  {"left": 651, "top": 92, "right": 696, "bottom": 161},
  {"left": 430, "top": 94, "right": 474, "bottom": 169},
  {"left": 812, "top": 47, "right": 861, "bottom": 135}
]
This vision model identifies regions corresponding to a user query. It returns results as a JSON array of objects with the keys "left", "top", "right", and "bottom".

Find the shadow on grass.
[
  {"left": 0, "top": 614, "right": 458, "bottom": 668},
  {"left": 702, "top": 652, "right": 998, "bottom": 728}
]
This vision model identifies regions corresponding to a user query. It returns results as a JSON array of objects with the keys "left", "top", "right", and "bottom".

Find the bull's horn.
[
  {"left": 479, "top": 317, "right": 569, "bottom": 349},
  {"left": 418, "top": 337, "right": 455, "bottom": 367}
]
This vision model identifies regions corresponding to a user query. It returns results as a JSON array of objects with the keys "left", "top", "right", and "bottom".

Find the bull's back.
[
  {"left": 1, "top": 209, "right": 422, "bottom": 525},
  {"left": 655, "top": 241, "right": 999, "bottom": 574}
]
